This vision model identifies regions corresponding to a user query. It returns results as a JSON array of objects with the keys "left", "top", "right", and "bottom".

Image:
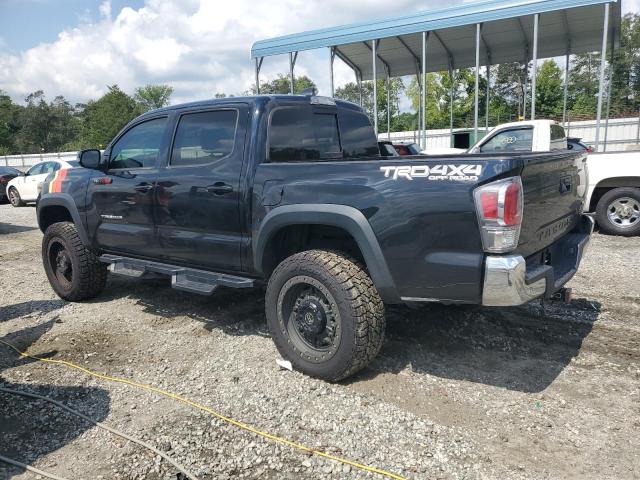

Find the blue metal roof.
[{"left": 251, "top": 0, "right": 620, "bottom": 79}]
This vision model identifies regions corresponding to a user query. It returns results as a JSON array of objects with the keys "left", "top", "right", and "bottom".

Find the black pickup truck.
[{"left": 37, "top": 94, "right": 592, "bottom": 381}]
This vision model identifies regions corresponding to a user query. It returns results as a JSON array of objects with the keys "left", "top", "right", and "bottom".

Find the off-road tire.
[
  {"left": 42, "top": 222, "right": 108, "bottom": 301},
  {"left": 8, "top": 187, "right": 24, "bottom": 207},
  {"left": 266, "top": 250, "right": 385, "bottom": 381},
  {"left": 595, "top": 187, "right": 640, "bottom": 236}
]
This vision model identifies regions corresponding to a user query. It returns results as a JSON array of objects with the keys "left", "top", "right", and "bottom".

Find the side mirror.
[{"left": 79, "top": 149, "right": 102, "bottom": 169}]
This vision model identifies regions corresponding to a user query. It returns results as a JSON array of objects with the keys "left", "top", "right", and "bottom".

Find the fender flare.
[
  {"left": 37, "top": 193, "right": 90, "bottom": 247},
  {"left": 253, "top": 204, "right": 400, "bottom": 303}
]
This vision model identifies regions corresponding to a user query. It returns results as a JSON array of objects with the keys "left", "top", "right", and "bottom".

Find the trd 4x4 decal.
[{"left": 380, "top": 164, "right": 483, "bottom": 181}]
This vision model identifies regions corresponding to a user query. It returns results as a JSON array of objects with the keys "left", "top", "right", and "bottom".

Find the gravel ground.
[{"left": 0, "top": 203, "right": 639, "bottom": 480}]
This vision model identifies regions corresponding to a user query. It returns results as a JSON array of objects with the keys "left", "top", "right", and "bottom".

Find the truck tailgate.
[{"left": 517, "top": 151, "right": 588, "bottom": 258}]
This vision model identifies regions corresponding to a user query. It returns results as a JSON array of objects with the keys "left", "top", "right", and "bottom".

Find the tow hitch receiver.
[{"left": 551, "top": 287, "right": 573, "bottom": 304}]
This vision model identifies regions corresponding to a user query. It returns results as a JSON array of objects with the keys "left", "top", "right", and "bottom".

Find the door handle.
[{"left": 206, "top": 183, "right": 233, "bottom": 195}]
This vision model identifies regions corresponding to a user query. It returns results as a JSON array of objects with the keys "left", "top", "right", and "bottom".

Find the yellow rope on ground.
[{"left": 0, "top": 339, "right": 407, "bottom": 480}]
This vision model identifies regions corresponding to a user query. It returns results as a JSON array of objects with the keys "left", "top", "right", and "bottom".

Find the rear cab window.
[
  {"left": 550, "top": 124, "right": 567, "bottom": 150},
  {"left": 267, "top": 104, "right": 379, "bottom": 162},
  {"left": 338, "top": 108, "right": 379, "bottom": 158}
]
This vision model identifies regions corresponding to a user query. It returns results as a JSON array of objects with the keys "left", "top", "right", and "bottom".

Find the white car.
[{"left": 6, "top": 159, "right": 79, "bottom": 207}]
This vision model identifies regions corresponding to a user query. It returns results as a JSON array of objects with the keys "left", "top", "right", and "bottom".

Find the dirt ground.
[{"left": 0, "top": 203, "right": 639, "bottom": 480}]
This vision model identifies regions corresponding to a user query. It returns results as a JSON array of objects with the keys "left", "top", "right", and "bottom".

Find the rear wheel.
[
  {"left": 8, "top": 187, "right": 24, "bottom": 207},
  {"left": 596, "top": 187, "right": 640, "bottom": 236},
  {"left": 266, "top": 250, "right": 385, "bottom": 382},
  {"left": 42, "top": 222, "right": 107, "bottom": 301}
]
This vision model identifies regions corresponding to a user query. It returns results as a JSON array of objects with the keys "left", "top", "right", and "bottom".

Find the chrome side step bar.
[{"left": 100, "top": 254, "right": 254, "bottom": 295}]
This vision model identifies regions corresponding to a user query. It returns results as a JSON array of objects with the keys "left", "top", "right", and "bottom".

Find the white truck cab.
[
  {"left": 437, "top": 119, "right": 640, "bottom": 236},
  {"left": 468, "top": 120, "right": 567, "bottom": 153}
]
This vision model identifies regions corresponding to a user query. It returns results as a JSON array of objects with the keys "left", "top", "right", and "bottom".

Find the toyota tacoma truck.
[{"left": 37, "top": 94, "right": 593, "bottom": 381}]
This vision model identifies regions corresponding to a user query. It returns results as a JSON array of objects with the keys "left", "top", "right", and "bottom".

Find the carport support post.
[
  {"left": 255, "top": 57, "right": 263, "bottom": 94},
  {"left": 595, "top": 2, "right": 610, "bottom": 152},
  {"left": 329, "top": 47, "right": 335, "bottom": 97},
  {"left": 289, "top": 51, "right": 298, "bottom": 94},
  {"left": 449, "top": 67, "right": 455, "bottom": 139},
  {"left": 485, "top": 61, "right": 491, "bottom": 132},
  {"left": 422, "top": 31, "right": 428, "bottom": 149},
  {"left": 416, "top": 74, "right": 422, "bottom": 147},
  {"left": 523, "top": 54, "right": 529, "bottom": 119},
  {"left": 357, "top": 73, "right": 363, "bottom": 106},
  {"left": 474, "top": 24, "right": 481, "bottom": 140},
  {"left": 531, "top": 13, "right": 539, "bottom": 120},
  {"left": 562, "top": 51, "right": 570, "bottom": 126},
  {"left": 603, "top": 37, "right": 615, "bottom": 152},
  {"left": 386, "top": 71, "right": 391, "bottom": 140},
  {"left": 372, "top": 40, "right": 378, "bottom": 136}
]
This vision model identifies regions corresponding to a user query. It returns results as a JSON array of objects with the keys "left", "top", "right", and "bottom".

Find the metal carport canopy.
[{"left": 250, "top": 0, "right": 620, "bottom": 79}]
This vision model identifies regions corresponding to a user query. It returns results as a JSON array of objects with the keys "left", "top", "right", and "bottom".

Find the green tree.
[
  {"left": 568, "top": 53, "right": 600, "bottom": 118},
  {"left": 133, "top": 84, "right": 173, "bottom": 113},
  {"left": 335, "top": 78, "right": 404, "bottom": 132},
  {"left": 15, "top": 91, "right": 78, "bottom": 153},
  {"left": 535, "top": 60, "right": 564, "bottom": 118},
  {"left": 0, "top": 91, "right": 23, "bottom": 154},
  {"left": 249, "top": 73, "right": 316, "bottom": 95},
  {"left": 335, "top": 81, "right": 372, "bottom": 114},
  {"left": 405, "top": 69, "right": 486, "bottom": 129},
  {"left": 610, "top": 13, "right": 640, "bottom": 115},
  {"left": 492, "top": 62, "right": 527, "bottom": 119},
  {"left": 391, "top": 112, "right": 419, "bottom": 133},
  {"left": 77, "top": 85, "right": 138, "bottom": 149}
]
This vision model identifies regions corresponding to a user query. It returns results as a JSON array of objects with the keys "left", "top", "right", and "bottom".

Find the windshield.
[
  {"left": 67, "top": 160, "right": 80, "bottom": 167},
  {"left": 0, "top": 167, "right": 21, "bottom": 175}
]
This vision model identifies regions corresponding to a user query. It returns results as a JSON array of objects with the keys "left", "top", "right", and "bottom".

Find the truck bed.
[{"left": 253, "top": 149, "right": 587, "bottom": 303}]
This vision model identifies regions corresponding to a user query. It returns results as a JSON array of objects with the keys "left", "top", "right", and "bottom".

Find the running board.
[{"left": 100, "top": 254, "right": 254, "bottom": 295}]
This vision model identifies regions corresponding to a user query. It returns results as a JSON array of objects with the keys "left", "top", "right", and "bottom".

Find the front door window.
[{"left": 109, "top": 117, "right": 168, "bottom": 170}]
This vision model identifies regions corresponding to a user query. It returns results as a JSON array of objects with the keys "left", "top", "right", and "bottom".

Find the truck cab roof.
[{"left": 138, "top": 94, "right": 362, "bottom": 119}]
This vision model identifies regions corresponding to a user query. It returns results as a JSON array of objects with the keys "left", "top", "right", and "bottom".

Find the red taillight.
[
  {"left": 480, "top": 191, "right": 498, "bottom": 219},
  {"left": 474, "top": 177, "right": 524, "bottom": 253},
  {"left": 0, "top": 176, "right": 7, "bottom": 185},
  {"left": 503, "top": 181, "right": 522, "bottom": 226},
  {"left": 586, "top": 146, "right": 594, "bottom": 153}
]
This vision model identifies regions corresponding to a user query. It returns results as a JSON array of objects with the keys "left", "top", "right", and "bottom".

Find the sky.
[{"left": 0, "top": 0, "right": 639, "bottom": 108}]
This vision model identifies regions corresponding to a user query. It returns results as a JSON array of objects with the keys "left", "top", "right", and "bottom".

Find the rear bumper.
[{"left": 482, "top": 215, "right": 594, "bottom": 306}]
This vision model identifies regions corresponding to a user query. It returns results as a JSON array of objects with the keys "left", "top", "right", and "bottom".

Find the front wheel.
[
  {"left": 265, "top": 250, "right": 385, "bottom": 382},
  {"left": 8, "top": 187, "right": 24, "bottom": 207},
  {"left": 42, "top": 222, "right": 108, "bottom": 301},
  {"left": 596, "top": 187, "right": 640, "bottom": 236}
]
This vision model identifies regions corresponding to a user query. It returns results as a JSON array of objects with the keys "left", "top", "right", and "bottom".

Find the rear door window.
[
  {"left": 171, "top": 110, "right": 238, "bottom": 166},
  {"left": 40, "top": 162, "right": 56, "bottom": 175},
  {"left": 269, "top": 108, "right": 341, "bottom": 162},
  {"left": 480, "top": 128, "right": 533, "bottom": 152}
]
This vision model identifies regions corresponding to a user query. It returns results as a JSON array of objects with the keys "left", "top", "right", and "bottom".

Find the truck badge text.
[{"left": 380, "top": 164, "right": 483, "bottom": 181}]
